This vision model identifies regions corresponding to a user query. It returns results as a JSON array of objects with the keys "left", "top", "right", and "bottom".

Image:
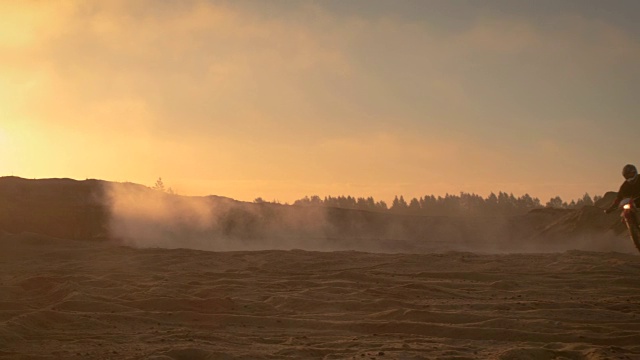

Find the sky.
[{"left": 1, "top": 0, "right": 639, "bottom": 204}]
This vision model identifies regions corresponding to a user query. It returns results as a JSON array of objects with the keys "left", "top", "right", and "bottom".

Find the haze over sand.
[
  {"left": 1, "top": 178, "right": 640, "bottom": 358},
  {"left": 103, "top": 181, "right": 637, "bottom": 255},
  {"left": 1, "top": 233, "right": 640, "bottom": 359}
]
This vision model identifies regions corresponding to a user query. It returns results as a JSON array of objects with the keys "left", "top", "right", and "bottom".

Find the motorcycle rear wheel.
[{"left": 626, "top": 218, "right": 640, "bottom": 254}]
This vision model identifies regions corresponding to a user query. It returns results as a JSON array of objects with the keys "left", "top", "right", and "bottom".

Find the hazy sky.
[{"left": 1, "top": 0, "right": 639, "bottom": 204}]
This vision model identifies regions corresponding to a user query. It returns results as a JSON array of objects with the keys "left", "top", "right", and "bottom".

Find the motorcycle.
[{"left": 619, "top": 198, "right": 640, "bottom": 253}]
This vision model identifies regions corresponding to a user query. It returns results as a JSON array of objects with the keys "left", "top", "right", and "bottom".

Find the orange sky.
[{"left": 2, "top": 1, "right": 639, "bottom": 204}]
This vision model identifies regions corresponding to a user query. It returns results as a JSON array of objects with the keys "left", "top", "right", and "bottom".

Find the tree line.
[
  {"left": 289, "top": 192, "right": 602, "bottom": 216},
  {"left": 151, "top": 178, "right": 602, "bottom": 216}
]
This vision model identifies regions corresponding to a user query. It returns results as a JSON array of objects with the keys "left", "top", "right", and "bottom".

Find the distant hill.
[
  {"left": 0, "top": 177, "right": 109, "bottom": 240},
  {"left": 0, "top": 177, "right": 631, "bottom": 253}
]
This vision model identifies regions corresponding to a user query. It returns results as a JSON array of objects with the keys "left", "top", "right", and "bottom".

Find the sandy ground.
[{"left": 1, "top": 234, "right": 640, "bottom": 359}]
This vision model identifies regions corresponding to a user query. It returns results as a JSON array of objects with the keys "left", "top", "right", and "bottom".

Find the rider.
[{"left": 604, "top": 164, "right": 640, "bottom": 214}]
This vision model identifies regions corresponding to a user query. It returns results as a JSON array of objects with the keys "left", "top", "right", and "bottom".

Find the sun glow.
[
  {"left": 0, "top": 127, "right": 8, "bottom": 148},
  {"left": 0, "top": 1, "right": 634, "bottom": 204},
  {"left": 0, "top": 125, "right": 16, "bottom": 174}
]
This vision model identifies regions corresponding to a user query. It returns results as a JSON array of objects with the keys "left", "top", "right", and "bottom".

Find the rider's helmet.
[{"left": 623, "top": 164, "right": 638, "bottom": 182}]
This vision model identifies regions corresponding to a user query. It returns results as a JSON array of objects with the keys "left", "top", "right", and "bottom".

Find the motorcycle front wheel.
[{"left": 625, "top": 218, "right": 640, "bottom": 254}]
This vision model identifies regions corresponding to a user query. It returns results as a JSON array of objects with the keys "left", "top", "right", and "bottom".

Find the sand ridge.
[{"left": 1, "top": 233, "right": 640, "bottom": 359}]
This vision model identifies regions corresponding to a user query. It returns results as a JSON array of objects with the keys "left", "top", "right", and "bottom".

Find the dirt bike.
[{"left": 619, "top": 198, "right": 640, "bottom": 253}]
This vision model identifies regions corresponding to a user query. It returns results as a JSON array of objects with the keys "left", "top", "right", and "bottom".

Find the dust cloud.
[
  {"left": 104, "top": 182, "right": 334, "bottom": 252},
  {"left": 104, "top": 183, "right": 637, "bottom": 255},
  {"left": 516, "top": 232, "right": 636, "bottom": 254}
]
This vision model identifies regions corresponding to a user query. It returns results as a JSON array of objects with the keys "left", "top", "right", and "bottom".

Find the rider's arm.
[
  {"left": 605, "top": 183, "right": 627, "bottom": 214},
  {"left": 605, "top": 197, "right": 621, "bottom": 214}
]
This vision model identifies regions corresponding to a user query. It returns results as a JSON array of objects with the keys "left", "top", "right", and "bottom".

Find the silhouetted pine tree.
[{"left": 391, "top": 195, "right": 409, "bottom": 212}]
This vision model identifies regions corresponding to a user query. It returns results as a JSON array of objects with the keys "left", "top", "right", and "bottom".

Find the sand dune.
[{"left": 1, "top": 233, "right": 640, "bottom": 359}]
